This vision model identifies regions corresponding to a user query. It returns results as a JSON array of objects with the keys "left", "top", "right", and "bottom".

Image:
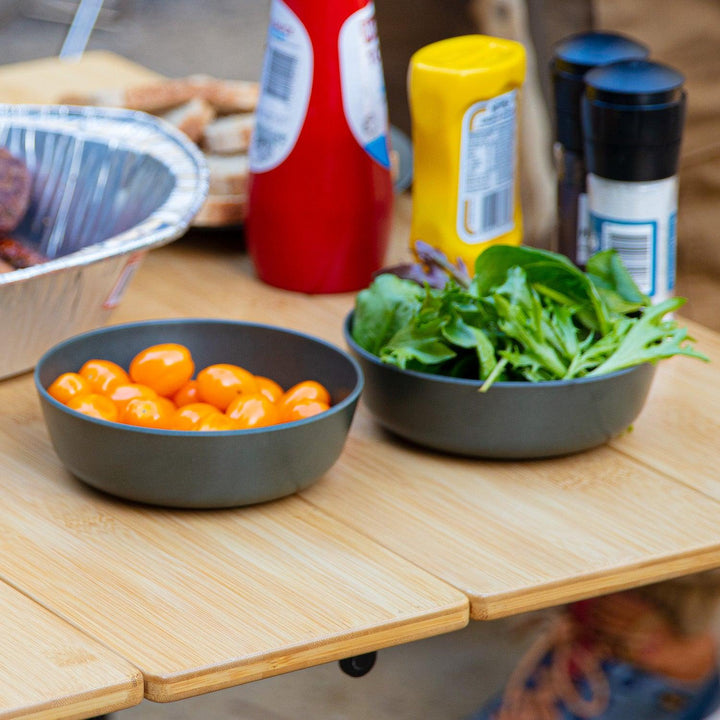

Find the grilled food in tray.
[{"left": 0, "top": 147, "right": 48, "bottom": 273}]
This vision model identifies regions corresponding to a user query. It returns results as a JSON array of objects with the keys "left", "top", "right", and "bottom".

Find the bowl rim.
[
  {"left": 35, "top": 317, "right": 365, "bottom": 436},
  {"left": 343, "top": 310, "right": 651, "bottom": 389}
]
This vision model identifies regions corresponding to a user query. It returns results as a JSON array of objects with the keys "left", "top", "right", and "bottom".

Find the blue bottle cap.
[
  {"left": 552, "top": 31, "right": 649, "bottom": 152},
  {"left": 584, "top": 58, "right": 684, "bottom": 106}
]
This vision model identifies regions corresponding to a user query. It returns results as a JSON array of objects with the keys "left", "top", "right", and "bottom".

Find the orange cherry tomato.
[
  {"left": 107, "top": 382, "right": 158, "bottom": 414},
  {"left": 279, "top": 399, "right": 330, "bottom": 424},
  {"left": 196, "top": 411, "right": 238, "bottom": 432},
  {"left": 66, "top": 393, "right": 119, "bottom": 422},
  {"left": 254, "top": 375, "right": 284, "bottom": 404},
  {"left": 120, "top": 396, "right": 176, "bottom": 429},
  {"left": 167, "top": 402, "right": 219, "bottom": 431},
  {"left": 172, "top": 379, "right": 200, "bottom": 407},
  {"left": 279, "top": 381, "right": 331, "bottom": 414},
  {"left": 129, "top": 343, "right": 195, "bottom": 397},
  {"left": 196, "top": 363, "right": 258, "bottom": 411},
  {"left": 79, "top": 359, "right": 130, "bottom": 394},
  {"left": 226, "top": 392, "right": 280, "bottom": 429},
  {"left": 47, "top": 372, "right": 90, "bottom": 404}
]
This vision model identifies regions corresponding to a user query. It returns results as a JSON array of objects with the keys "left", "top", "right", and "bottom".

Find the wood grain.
[
  {"left": 303, "top": 409, "right": 720, "bottom": 620},
  {"left": 0, "top": 580, "right": 142, "bottom": 719},
  {"left": 94, "top": 198, "right": 720, "bottom": 623},
  {"left": 0, "top": 54, "right": 468, "bottom": 704},
  {"left": 0, "top": 379, "right": 467, "bottom": 701},
  {"left": 610, "top": 321, "right": 720, "bottom": 501},
  {"left": 102, "top": 207, "right": 720, "bottom": 623}
]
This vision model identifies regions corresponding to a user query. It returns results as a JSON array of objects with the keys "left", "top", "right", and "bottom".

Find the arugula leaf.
[
  {"left": 588, "top": 297, "right": 709, "bottom": 375},
  {"left": 380, "top": 322, "right": 458, "bottom": 369},
  {"left": 351, "top": 244, "right": 708, "bottom": 390},
  {"left": 492, "top": 292, "right": 569, "bottom": 378},
  {"left": 442, "top": 314, "right": 497, "bottom": 379}
]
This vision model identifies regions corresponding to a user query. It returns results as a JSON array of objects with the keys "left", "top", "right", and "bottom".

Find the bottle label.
[
  {"left": 249, "top": 0, "right": 313, "bottom": 173},
  {"left": 338, "top": 2, "right": 391, "bottom": 168},
  {"left": 587, "top": 174, "right": 677, "bottom": 303},
  {"left": 456, "top": 90, "right": 517, "bottom": 244}
]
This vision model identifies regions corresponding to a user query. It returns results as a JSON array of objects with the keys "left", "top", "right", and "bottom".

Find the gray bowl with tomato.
[{"left": 35, "top": 318, "right": 363, "bottom": 508}]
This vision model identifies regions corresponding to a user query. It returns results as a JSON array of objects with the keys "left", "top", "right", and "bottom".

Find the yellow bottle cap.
[{"left": 411, "top": 34, "right": 526, "bottom": 80}]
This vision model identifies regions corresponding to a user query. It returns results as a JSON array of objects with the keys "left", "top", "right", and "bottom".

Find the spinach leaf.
[
  {"left": 472, "top": 246, "right": 611, "bottom": 334},
  {"left": 352, "top": 273, "right": 423, "bottom": 355},
  {"left": 586, "top": 249, "right": 650, "bottom": 315}
]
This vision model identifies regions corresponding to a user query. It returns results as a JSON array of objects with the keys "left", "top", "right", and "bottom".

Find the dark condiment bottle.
[
  {"left": 551, "top": 32, "right": 649, "bottom": 268},
  {"left": 582, "top": 59, "right": 686, "bottom": 303}
]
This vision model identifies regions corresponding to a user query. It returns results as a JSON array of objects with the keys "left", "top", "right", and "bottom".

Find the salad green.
[{"left": 352, "top": 244, "right": 708, "bottom": 391}]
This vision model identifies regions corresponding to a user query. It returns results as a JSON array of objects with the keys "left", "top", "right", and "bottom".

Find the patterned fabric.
[{"left": 466, "top": 613, "right": 720, "bottom": 720}]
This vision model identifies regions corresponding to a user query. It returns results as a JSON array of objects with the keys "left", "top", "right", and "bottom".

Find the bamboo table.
[
  {"left": 304, "top": 328, "right": 720, "bottom": 619},
  {"left": 118, "top": 205, "right": 720, "bottom": 624},
  {"left": 0, "top": 51, "right": 468, "bottom": 707},
  {"left": 0, "top": 368, "right": 467, "bottom": 702},
  {"left": 0, "top": 580, "right": 142, "bottom": 719},
  {"left": 4, "top": 51, "right": 720, "bottom": 710}
]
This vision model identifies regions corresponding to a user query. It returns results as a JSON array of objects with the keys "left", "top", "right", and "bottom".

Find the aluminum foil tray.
[{"left": 0, "top": 104, "right": 209, "bottom": 379}]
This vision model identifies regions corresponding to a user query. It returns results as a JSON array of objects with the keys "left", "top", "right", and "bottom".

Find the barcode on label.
[
  {"left": 479, "top": 187, "right": 512, "bottom": 234},
  {"left": 606, "top": 225, "right": 654, "bottom": 293},
  {"left": 265, "top": 49, "right": 297, "bottom": 102},
  {"left": 252, "top": 124, "right": 286, "bottom": 163}
]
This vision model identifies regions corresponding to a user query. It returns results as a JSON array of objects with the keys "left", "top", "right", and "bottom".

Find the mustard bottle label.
[{"left": 457, "top": 89, "right": 517, "bottom": 244}]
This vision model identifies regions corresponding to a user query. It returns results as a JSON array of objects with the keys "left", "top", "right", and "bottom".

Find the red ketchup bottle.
[{"left": 246, "top": 0, "right": 394, "bottom": 294}]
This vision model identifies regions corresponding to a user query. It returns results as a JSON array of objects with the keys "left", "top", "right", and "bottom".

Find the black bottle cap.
[
  {"left": 582, "top": 59, "right": 686, "bottom": 181},
  {"left": 552, "top": 32, "right": 649, "bottom": 153}
]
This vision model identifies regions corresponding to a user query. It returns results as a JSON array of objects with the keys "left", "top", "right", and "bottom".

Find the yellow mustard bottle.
[{"left": 408, "top": 35, "right": 526, "bottom": 273}]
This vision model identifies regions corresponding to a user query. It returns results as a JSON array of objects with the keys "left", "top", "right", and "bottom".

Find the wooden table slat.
[{"left": 0, "top": 580, "right": 142, "bottom": 719}]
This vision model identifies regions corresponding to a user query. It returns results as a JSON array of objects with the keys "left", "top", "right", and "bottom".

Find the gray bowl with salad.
[{"left": 344, "top": 243, "right": 706, "bottom": 459}]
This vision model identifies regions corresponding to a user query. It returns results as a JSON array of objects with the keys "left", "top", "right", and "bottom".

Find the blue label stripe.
[
  {"left": 668, "top": 211, "right": 677, "bottom": 291},
  {"left": 364, "top": 134, "right": 390, "bottom": 169}
]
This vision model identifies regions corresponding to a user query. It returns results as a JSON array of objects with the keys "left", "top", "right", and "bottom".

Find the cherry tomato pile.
[{"left": 47, "top": 343, "right": 332, "bottom": 431}]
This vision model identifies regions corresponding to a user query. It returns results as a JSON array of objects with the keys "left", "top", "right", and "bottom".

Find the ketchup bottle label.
[
  {"left": 249, "top": 0, "right": 313, "bottom": 173},
  {"left": 338, "top": 2, "right": 390, "bottom": 168}
]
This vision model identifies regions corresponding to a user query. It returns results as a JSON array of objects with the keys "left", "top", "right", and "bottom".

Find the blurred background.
[{"left": 2, "top": 0, "right": 714, "bottom": 330}]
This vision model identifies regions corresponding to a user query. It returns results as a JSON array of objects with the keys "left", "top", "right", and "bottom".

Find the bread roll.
[
  {"left": 193, "top": 194, "right": 247, "bottom": 227},
  {"left": 202, "top": 114, "right": 255, "bottom": 154},
  {"left": 206, "top": 154, "right": 250, "bottom": 196},
  {"left": 60, "top": 76, "right": 259, "bottom": 115},
  {"left": 161, "top": 98, "right": 216, "bottom": 143}
]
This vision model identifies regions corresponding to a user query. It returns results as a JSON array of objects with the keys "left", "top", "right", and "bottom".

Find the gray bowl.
[
  {"left": 35, "top": 319, "right": 363, "bottom": 508},
  {"left": 344, "top": 312, "right": 656, "bottom": 459}
]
